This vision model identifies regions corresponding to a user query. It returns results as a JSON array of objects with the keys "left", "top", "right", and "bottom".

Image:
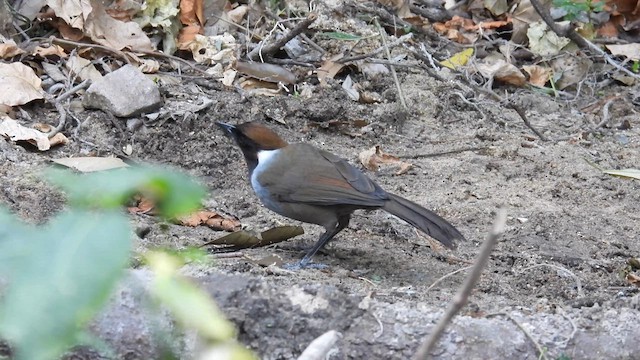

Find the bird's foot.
[{"left": 282, "top": 261, "right": 328, "bottom": 270}]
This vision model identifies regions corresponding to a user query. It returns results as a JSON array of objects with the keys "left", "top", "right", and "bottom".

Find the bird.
[{"left": 217, "top": 121, "right": 465, "bottom": 268}]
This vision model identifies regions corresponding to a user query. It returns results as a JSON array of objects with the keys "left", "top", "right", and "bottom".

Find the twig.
[
  {"left": 556, "top": 305, "right": 577, "bottom": 347},
  {"left": 412, "top": 208, "right": 507, "bottom": 360},
  {"left": 46, "top": 79, "right": 91, "bottom": 138},
  {"left": 425, "top": 266, "right": 472, "bottom": 292},
  {"left": 264, "top": 9, "right": 325, "bottom": 55},
  {"left": 452, "top": 91, "right": 487, "bottom": 122},
  {"left": 519, "top": 263, "right": 584, "bottom": 298},
  {"left": 402, "top": 146, "right": 488, "bottom": 159},
  {"left": 247, "top": 13, "right": 318, "bottom": 61},
  {"left": 488, "top": 311, "right": 549, "bottom": 360},
  {"left": 506, "top": 102, "right": 548, "bottom": 141},
  {"left": 594, "top": 97, "right": 616, "bottom": 128},
  {"left": 338, "top": 33, "right": 413, "bottom": 63},
  {"left": 529, "top": 0, "right": 640, "bottom": 79},
  {"left": 374, "top": 18, "right": 408, "bottom": 112}
]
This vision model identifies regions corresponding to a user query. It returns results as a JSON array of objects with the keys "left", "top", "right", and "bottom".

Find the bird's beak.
[{"left": 215, "top": 122, "right": 236, "bottom": 136}]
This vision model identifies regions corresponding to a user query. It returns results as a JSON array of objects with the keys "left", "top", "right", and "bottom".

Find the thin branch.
[
  {"left": 338, "top": 33, "right": 413, "bottom": 63},
  {"left": 412, "top": 208, "right": 507, "bottom": 360},
  {"left": 488, "top": 311, "right": 550, "bottom": 360},
  {"left": 247, "top": 13, "right": 318, "bottom": 61},
  {"left": 374, "top": 18, "right": 408, "bottom": 111}
]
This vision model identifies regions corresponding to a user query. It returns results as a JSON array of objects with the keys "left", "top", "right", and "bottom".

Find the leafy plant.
[
  {"left": 0, "top": 165, "right": 251, "bottom": 359},
  {"left": 552, "top": 0, "right": 604, "bottom": 22}
]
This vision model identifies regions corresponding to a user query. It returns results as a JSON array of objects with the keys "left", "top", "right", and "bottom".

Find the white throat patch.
[{"left": 257, "top": 149, "right": 279, "bottom": 165}]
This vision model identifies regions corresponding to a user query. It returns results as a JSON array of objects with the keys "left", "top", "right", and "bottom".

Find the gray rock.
[{"left": 83, "top": 65, "right": 163, "bottom": 117}]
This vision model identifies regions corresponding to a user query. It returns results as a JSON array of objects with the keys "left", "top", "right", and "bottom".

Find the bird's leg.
[{"left": 285, "top": 215, "right": 351, "bottom": 270}]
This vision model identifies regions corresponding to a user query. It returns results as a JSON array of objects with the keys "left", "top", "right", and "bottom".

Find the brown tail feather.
[{"left": 381, "top": 193, "right": 464, "bottom": 249}]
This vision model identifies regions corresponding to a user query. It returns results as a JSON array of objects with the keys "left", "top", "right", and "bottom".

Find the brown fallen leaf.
[
  {"left": 0, "top": 116, "right": 49, "bottom": 150},
  {"left": 49, "top": 132, "right": 69, "bottom": 147},
  {"left": 201, "top": 225, "right": 304, "bottom": 250},
  {"left": 522, "top": 64, "right": 551, "bottom": 87},
  {"left": 626, "top": 272, "right": 640, "bottom": 287},
  {"left": 359, "top": 145, "right": 413, "bottom": 175},
  {"left": 127, "top": 195, "right": 155, "bottom": 214},
  {"left": 317, "top": 54, "right": 346, "bottom": 85},
  {"left": 178, "top": 210, "right": 241, "bottom": 232}
]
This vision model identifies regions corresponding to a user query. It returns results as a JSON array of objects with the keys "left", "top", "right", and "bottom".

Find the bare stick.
[
  {"left": 412, "top": 208, "right": 506, "bottom": 360},
  {"left": 247, "top": 13, "right": 318, "bottom": 61},
  {"left": 339, "top": 33, "right": 413, "bottom": 63},
  {"left": 401, "top": 146, "right": 488, "bottom": 159},
  {"left": 488, "top": 311, "right": 549, "bottom": 360},
  {"left": 594, "top": 97, "right": 616, "bottom": 128},
  {"left": 374, "top": 18, "right": 408, "bottom": 112},
  {"left": 46, "top": 79, "right": 91, "bottom": 138},
  {"left": 425, "top": 265, "right": 472, "bottom": 292}
]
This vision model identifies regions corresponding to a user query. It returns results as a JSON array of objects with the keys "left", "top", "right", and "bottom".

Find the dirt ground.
[{"left": 2, "top": 62, "right": 640, "bottom": 358}]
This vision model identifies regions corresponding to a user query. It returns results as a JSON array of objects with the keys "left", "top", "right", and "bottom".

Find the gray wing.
[{"left": 256, "top": 144, "right": 388, "bottom": 207}]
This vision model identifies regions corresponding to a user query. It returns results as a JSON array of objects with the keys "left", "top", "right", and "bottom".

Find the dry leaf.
[
  {"left": 551, "top": 55, "right": 592, "bottom": 90},
  {"left": 527, "top": 21, "right": 571, "bottom": 57},
  {"left": 178, "top": 210, "right": 241, "bottom": 231},
  {"left": 66, "top": 54, "right": 103, "bottom": 82},
  {"left": 523, "top": 64, "right": 551, "bottom": 87},
  {"left": 606, "top": 43, "right": 640, "bottom": 61},
  {"left": 0, "top": 116, "right": 50, "bottom": 150},
  {"left": 0, "top": 62, "right": 44, "bottom": 106},
  {"left": 52, "top": 156, "right": 130, "bottom": 172},
  {"left": 475, "top": 57, "right": 526, "bottom": 86},
  {"left": 227, "top": 4, "right": 249, "bottom": 24},
  {"left": 46, "top": 0, "right": 92, "bottom": 29},
  {"left": 32, "top": 44, "right": 68, "bottom": 57},
  {"left": 235, "top": 61, "right": 297, "bottom": 84},
  {"left": 359, "top": 145, "right": 413, "bottom": 174},
  {"left": 626, "top": 273, "right": 640, "bottom": 287},
  {"left": 127, "top": 195, "right": 155, "bottom": 214},
  {"left": 317, "top": 54, "right": 345, "bottom": 84},
  {"left": 441, "top": 48, "right": 474, "bottom": 70},
  {"left": 202, "top": 225, "right": 304, "bottom": 249},
  {"left": 84, "top": 0, "right": 153, "bottom": 51},
  {"left": 185, "top": 33, "right": 237, "bottom": 64},
  {"left": 0, "top": 39, "right": 26, "bottom": 58},
  {"left": 49, "top": 133, "right": 69, "bottom": 147}
]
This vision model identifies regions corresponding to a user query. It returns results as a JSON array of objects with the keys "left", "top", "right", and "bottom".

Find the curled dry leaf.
[
  {"left": 48, "top": 133, "right": 69, "bottom": 147},
  {"left": 317, "top": 54, "right": 345, "bottom": 85},
  {"left": 626, "top": 273, "right": 640, "bottom": 287},
  {"left": 186, "top": 33, "right": 237, "bottom": 64},
  {"left": 127, "top": 195, "right": 155, "bottom": 214},
  {"left": 359, "top": 145, "right": 413, "bottom": 175},
  {"left": 178, "top": 211, "right": 241, "bottom": 232},
  {"left": 522, "top": 64, "right": 551, "bottom": 87},
  {"left": 475, "top": 57, "right": 526, "bottom": 86},
  {"left": 201, "top": 225, "right": 304, "bottom": 250},
  {"left": 235, "top": 61, "right": 297, "bottom": 84},
  {"left": 84, "top": 1, "right": 153, "bottom": 51},
  {"left": 0, "top": 38, "right": 26, "bottom": 58},
  {"left": 0, "top": 116, "right": 49, "bottom": 150}
]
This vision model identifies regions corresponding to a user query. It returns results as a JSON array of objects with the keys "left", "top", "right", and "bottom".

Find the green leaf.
[
  {"left": 0, "top": 210, "right": 132, "bottom": 360},
  {"left": 320, "top": 31, "right": 364, "bottom": 41},
  {"left": 47, "top": 165, "right": 206, "bottom": 218},
  {"left": 146, "top": 252, "right": 236, "bottom": 342},
  {"left": 602, "top": 168, "right": 640, "bottom": 180}
]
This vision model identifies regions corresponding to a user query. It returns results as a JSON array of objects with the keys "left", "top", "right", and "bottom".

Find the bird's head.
[{"left": 216, "top": 122, "right": 288, "bottom": 152}]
